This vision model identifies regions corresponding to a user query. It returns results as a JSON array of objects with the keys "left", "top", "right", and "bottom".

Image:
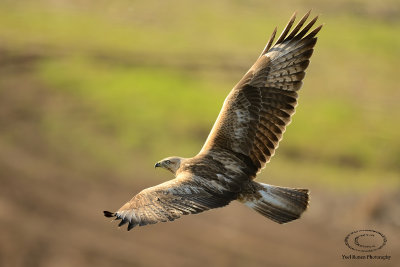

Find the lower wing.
[{"left": 104, "top": 174, "right": 235, "bottom": 230}]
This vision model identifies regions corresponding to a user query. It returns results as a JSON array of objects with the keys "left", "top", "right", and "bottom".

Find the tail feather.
[{"left": 239, "top": 182, "right": 309, "bottom": 224}]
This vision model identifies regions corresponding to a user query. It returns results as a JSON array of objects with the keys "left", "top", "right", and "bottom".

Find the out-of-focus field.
[{"left": 0, "top": 0, "right": 399, "bottom": 266}]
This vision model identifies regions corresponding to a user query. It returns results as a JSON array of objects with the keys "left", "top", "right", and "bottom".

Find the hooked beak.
[{"left": 154, "top": 162, "right": 161, "bottom": 168}]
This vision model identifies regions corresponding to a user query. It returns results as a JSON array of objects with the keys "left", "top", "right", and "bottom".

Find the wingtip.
[
  {"left": 304, "top": 10, "right": 313, "bottom": 21},
  {"left": 307, "top": 24, "right": 324, "bottom": 38},
  {"left": 276, "top": 10, "right": 306, "bottom": 45},
  {"left": 127, "top": 223, "right": 135, "bottom": 231},
  {"left": 290, "top": 11, "right": 297, "bottom": 21},
  {"left": 259, "top": 26, "right": 277, "bottom": 57},
  {"left": 103, "top": 210, "right": 116, "bottom": 218},
  {"left": 118, "top": 218, "right": 128, "bottom": 227}
]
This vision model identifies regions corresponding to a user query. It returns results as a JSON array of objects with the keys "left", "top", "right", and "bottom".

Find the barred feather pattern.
[
  {"left": 104, "top": 172, "right": 235, "bottom": 230},
  {"left": 201, "top": 11, "right": 322, "bottom": 173}
]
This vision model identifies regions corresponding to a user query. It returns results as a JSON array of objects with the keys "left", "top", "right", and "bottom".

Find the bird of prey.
[{"left": 104, "top": 11, "right": 322, "bottom": 230}]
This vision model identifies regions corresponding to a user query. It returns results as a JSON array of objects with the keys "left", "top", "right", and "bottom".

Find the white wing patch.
[
  {"left": 235, "top": 109, "right": 249, "bottom": 123},
  {"left": 233, "top": 109, "right": 250, "bottom": 140}
]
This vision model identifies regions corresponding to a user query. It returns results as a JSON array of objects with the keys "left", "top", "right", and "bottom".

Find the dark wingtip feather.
[
  {"left": 261, "top": 11, "right": 322, "bottom": 58},
  {"left": 306, "top": 24, "right": 323, "bottom": 39},
  {"left": 286, "top": 10, "right": 311, "bottom": 40},
  {"left": 127, "top": 223, "right": 136, "bottom": 231},
  {"left": 294, "top": 15, "right": 319, "bottom": 40},
  {"left": 118, "top": 218, "right": 128, "bottom": 227},
  {"left": 103, "top": 210, "right": 116, "bottom": 218},
  {"left": 259, "top": 27, "right": 277, "bottom": 57},
  {"left": 275, "top": 12, "right": 297, "bottom": 44}
]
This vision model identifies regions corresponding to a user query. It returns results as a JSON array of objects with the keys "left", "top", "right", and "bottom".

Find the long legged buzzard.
[{"left": 104, "top": 11, "right": 323, "bottom": 230}]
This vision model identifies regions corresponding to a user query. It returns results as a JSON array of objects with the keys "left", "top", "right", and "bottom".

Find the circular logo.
[{"left": 345, "top": 230, "right": 387, "bottom": 252}]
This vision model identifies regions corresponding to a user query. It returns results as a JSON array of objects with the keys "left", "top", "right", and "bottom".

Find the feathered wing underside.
[
  {"left": 200, "top": 11, "right": 322, "bottom": 174},
  {"left": 104, "top": 173, "right": 234, "bottom": 230}
]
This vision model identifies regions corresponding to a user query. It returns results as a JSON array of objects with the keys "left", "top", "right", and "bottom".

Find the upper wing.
[
  {"left": 103, "top": 173, "right": 234, "bottom": 230},
  {"left": 200, "top": 11, "right": 322, "bottom": 174}
]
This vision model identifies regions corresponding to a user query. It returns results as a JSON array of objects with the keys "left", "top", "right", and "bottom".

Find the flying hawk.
[{"left": 104, "top": 11, "right": 322, "bottom": 230}]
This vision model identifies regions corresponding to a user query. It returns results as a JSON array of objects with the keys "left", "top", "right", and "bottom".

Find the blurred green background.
[{"left": 0, "top": 0, "right": 399, "bottom": 266}]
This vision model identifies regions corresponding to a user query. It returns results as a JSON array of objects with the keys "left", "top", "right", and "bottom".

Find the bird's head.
[{"left": 154, "top": 156, "right": 184, "bottom": 175}]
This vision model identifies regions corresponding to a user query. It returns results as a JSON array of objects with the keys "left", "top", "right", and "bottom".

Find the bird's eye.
[{"left": 165, "top": 160, "right": 171, "bottom": 164}]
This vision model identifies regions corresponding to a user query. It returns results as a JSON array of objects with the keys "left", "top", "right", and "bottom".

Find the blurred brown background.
[{"left": 0, "top": 0, "right": 399, "bottom": 266}]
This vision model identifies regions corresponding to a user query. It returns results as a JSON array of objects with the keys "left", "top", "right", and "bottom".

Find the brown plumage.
[{"left": 104, "top": 11, "right": 322, "bottom": 230}]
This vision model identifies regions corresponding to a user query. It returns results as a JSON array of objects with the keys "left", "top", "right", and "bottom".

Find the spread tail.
[{"left": 239, "top": 182, "right": 309, "bottom": 224}]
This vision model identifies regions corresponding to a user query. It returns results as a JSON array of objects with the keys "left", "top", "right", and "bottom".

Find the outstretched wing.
[
  {"left": 200, "top": 11, "right": 322, "bottom": 174},
  {"left": 103, "top": 173, "right": 234, "bottom": 230}
]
